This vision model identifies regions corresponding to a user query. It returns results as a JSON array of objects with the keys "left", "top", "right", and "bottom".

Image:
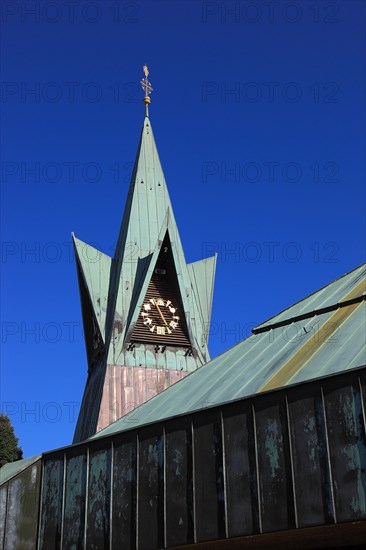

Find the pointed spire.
[
  {"left": 140, "top": 64, "right": 153, "bottom": 117},
  {"left": 72, "top": 79, "right": 217, "bottom": 440}
]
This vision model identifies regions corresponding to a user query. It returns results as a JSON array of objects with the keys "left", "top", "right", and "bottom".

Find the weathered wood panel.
[
  {"left": 63, "top": 448, "right": 87, "bottom": 550},
  {"left": 287, "top": 385, "right": 334, "bottom": 527},
  {"left": 223, "top": 402, "right": 259, "bottom": 536},
  {"left": 112, "top": 434, "right": 137, "bottom": 550},
  {"left": 324, "top": 376, "right": 366, "bottom": 521},
  {"left": 255, "top": 394, "right": 295, "bottom": 533},
  {"left": 2, "top": 462, "right": 40, "bottom": 550},
  {"left": 39, "top": 457, "right": 63, "bottom": 550},
  {"left": 193, "top": 410, "right": 225, "bottom": 542},
  {"left": 86, "top": 442, "right": 111, "bottom": 549},
  {"left": 137, "top": 426, "right": 164, "bottom": 550},
  {"left": 165, "top": 417, "right": 194, "bottom": 547},
  {"left": 0, "top": 485, "right": 7, "bottom": 550}
]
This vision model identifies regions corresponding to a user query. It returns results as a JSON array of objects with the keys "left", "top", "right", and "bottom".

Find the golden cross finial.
[{"left": 140, "top": 65, "right": 153, "bottom": 115}]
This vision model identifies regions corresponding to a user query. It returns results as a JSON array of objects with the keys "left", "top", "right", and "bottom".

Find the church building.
[{"left": 0, "top": 68, "right": 365, "bottom": 550}]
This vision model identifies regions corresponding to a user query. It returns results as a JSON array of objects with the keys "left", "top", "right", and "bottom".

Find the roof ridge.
[
  {"left": 254, "top": 262, "right": 366, "bottom": 332},
  {"left": 253, "top": 294, "right": 365, "bottom": 334}
]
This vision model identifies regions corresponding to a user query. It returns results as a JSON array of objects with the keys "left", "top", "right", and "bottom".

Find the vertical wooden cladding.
[
  {"left": 63, "top": 447, "right": 87, "bottom": 550},
  {"left": 165, "top": 417, "right": 194, "bottom": 547},
  {"left": 1, "top": 461, "right": 41, "bottom": 550},
  {"left": 222, "top": 402, "right": 259, "bottom": 537},
  {"left": 86, "top": 441, "right": 111, "bottom": 550},
  {"left": 137, "top": 426, "right": 164, "bottom": 550},
  {"left": 323, "top": 374, "right": 366, "bottom": 522},
  {"left": 39, "top": 456, "right": 64, "bottom": 550},
  {"left": 254, "top": 393, "right": 295, "bottom": 533},
  {"left": 112, "top": 433, "right": 137, "bottom": 550},
  {"left": 193, "top": 410, "right": 225, "bottom": 543},
  {"left": 287, "top": 384, "right": 334, "bottom": 528},
  {"left": 0, "top": 485, "right": 7, "bottom": 549}
]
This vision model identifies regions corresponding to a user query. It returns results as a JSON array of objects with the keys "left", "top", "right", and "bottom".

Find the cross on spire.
[{"left": 140, "top": 65, "right": 153, "bottom": 116}]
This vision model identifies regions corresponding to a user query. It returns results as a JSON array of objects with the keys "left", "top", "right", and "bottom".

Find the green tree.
[{"left": 0, "top": 414, "right": 23, "bottom": 468}]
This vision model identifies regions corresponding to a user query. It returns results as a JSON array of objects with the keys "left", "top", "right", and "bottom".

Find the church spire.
[
  {"left": 140, "top": 64, "right": 153, "bottom": 117},
  {"left": 72, "top": 69, "right": 216, "bottom": 442}
]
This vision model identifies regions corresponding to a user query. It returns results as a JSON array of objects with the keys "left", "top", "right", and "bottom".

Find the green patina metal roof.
[
  {"left": 0, "top": 455, "right": 41, "bottom": 486},
  {"left": 254, "top": 263, "right": 366, "bottom": 332},
  {"left": 91, "top": 263, "right": 366, "bottom": 440},
  {"left": 72, "top": 236, "right": 111, "bottom": 340},
  {"left": 73, "top": 116, "right": 216, "bottom": 367}
]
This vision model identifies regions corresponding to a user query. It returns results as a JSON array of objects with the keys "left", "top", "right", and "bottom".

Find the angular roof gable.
[
  {"left": 72, "top": 114, "right": 216, "bottom": 368},
  {"left": 107, "top": 117, "right": 215, "bottom": 363},
  {"left": 72, "top": 234, "right": 111, "bottom": 340}
]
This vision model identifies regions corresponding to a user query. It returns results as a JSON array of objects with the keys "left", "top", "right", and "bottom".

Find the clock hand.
[{"left": 156, "top": 303, "right": 168, "bottom": 326}]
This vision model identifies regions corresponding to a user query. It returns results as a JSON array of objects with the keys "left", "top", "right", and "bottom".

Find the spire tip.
[{"left": 140, "top": 65, "right": 153, "bottom": 117}]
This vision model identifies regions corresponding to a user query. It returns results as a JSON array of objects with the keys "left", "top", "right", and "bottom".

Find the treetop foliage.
[{"left": 0, "top": 414, "right": 23, "bottom": 468}]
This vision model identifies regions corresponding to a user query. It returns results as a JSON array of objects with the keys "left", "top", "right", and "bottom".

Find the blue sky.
[{"left": 1, "top": 0, "right": 365, "bottom": 457}]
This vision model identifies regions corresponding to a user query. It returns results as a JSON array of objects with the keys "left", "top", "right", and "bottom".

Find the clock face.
[{"left": 140, "top": 298, "right": 180, "bottom": 336}]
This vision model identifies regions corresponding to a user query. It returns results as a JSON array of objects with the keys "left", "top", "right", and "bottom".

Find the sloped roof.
[
  {"left": 92, "top": 263, "right": 366, "bottom": 439},
  {"left": 110, "top": 116, "right": 216, "bottom": 364},
  {"left": 72, "top": 235, "right": 111, "bottom": 340},
  {"left": 254, "top": 263, "right": 365, "bottom": 332},
  {"left": 0, "top": 455, "right": 41, "bottom": 485},
  {"left": 72, "top": 116, "right": 216, "bottom": 366}
]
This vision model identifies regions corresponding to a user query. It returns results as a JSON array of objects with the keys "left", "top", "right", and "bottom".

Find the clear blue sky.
[{"left": 1, "top": 0, "right": 365, "bottom": 458}]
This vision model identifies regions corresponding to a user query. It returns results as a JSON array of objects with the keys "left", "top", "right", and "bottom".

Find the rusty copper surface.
[{"left": 96, "top": 365, "right": 188, "bottom": 432}]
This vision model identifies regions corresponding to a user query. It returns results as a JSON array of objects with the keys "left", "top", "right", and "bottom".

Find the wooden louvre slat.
[{"left": 131, "top": 274, "right": 191, "bottom": 347}]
